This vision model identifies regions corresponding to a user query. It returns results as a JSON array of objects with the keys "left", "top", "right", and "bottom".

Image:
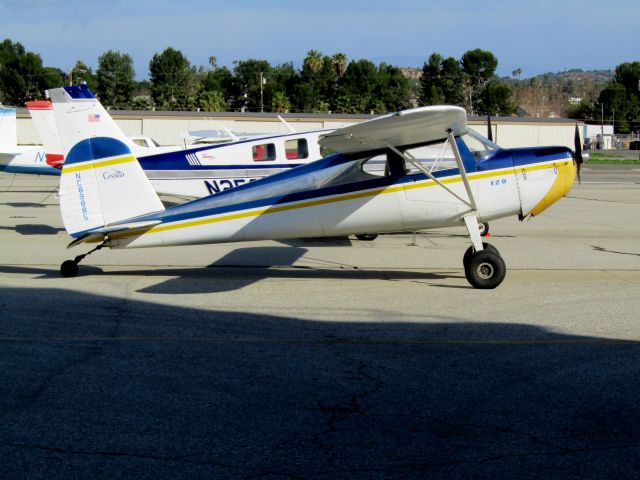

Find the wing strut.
[
  {"left": 383, "top": 140, "right": 474, "bottom": 209},
  {"left": 384, "top": 135, "right": 484, "bottom": 252}
]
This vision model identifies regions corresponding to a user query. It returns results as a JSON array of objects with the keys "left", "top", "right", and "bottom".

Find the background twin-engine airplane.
[{"left": 49, "top": 85, "right": 580, "bottom": 288}]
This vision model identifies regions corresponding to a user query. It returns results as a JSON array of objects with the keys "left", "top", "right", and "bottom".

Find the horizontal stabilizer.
[
  {"left": 66, "top": 219, "right": 162, "bottom": 248},
  {"left": 319, "top": 106, "right": 467, "bottom": 154}
]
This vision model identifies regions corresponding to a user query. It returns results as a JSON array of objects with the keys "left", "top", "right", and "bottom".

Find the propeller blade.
[
  {"left": 487, "top": 115, "right": 493, "bottom": 142},
  {"left": 574, "top": 124, "right": 583, "bottom": 183}
]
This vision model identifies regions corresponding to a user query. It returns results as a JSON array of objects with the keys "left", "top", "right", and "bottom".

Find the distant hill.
[{"left": 507, "top": 70, "right": 614, "bottom": 118}]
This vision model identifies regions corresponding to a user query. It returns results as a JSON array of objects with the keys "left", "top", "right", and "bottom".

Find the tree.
[
  {"left": 331, "top": 53, "right": 348, "bottom": 78},
  {"left": 149, "top": 47, "right": 194, "bottom": 110},
  {"left": 477, "top": 80, "right": 516, "bottom": 116},
  {"left": 375, "top": 63, "right": 411, "bottom": 112},
  {"left": 461, "top": 48, "right": 498, "bottom": 113},
  {"left": 196, "top": 89, "right": 227, "bottom": 112},
  {"left": 71, "top": 60, "right": 97, "bottom": 91},
  {"left": 227, "top": 59, "right": 271, "bottom": 111},
  {"left": 271, "top": 91, "right": 291, "bottom": 112},
  {"left": 419, "top": 53, "right": 464, "bottom": 106},
  {"left": 96, "top": 50, "right": 136, "bottom": 109},
  {"left": 0, "top": 39, "right": 48, "bottom": 105}
]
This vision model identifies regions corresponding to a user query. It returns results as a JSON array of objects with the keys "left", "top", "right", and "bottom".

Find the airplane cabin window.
[
  {"left": 252, "top": 143, "right": 276, "bottom": 161},
  {"left": 361, "top": 154, "right": 389, "bottom": 177},
  {"left": 403, "top": 140, "right": 458, "bottom": 174},
  {"left": 285, "top": 139, "right": 309, "bottom": 160}
]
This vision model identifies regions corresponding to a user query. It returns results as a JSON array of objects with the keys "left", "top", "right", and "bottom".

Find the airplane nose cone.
[{"left": 529, "top": 147, "right": 576, "bottom": 217}]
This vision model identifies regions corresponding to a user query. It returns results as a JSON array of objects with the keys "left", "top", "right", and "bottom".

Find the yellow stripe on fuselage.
[
  {"left": 62, "top": 155, "right": 137, "bottom": 174},
  {"left": 109, "top": 161, "right": 562, "bottom": 241}
]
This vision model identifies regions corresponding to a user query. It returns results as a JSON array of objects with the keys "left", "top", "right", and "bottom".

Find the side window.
[
  {"left": 404, "top": 140, "right": 457, "bottom": 174},
  {"left": 361, "top": 154, "right": 389, "bottom": 177},
  {"left": 285, "top": 139, "right": 309, "bottom": 160},
  {"left": 252, "top": 143, "right": 276, "bottom": 161}
]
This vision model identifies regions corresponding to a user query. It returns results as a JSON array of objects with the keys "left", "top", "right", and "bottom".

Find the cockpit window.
[{"left": 461, "top": 129, "right": 499, "bottom": 161}]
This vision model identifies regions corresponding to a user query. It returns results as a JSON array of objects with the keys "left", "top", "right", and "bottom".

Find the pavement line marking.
[{"left": 0, "top": 337, "right": 638, "bottom": 345}]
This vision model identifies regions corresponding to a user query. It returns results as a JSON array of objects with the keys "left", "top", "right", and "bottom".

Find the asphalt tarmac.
[{"left": 1, "top": 165, "right": 639, "bottom": 479}]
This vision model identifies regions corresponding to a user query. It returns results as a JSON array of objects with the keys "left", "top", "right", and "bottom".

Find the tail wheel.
[
  {"left": 355, "top": 234, "right": 378, "bottom": 241},
  {"left": 479, "top": 222, "right": 490, "bottom": 237},
  {"left": 60, "top": 260, "right": 79, "bottom": 278},
  {"left": 464, "top": 250, "right": 506, "bottom": 289}
]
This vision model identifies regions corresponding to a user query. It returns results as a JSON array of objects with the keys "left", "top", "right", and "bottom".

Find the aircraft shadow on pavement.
[
  {"left": 0, "top": 224, "right": 65, "bottom": 235},
  {"left": 133, "top": 246, "right": 461, "bottom": 294},
  {"left": 0, "top": 246, "right": 462, "bottom": 292},
  {"left": 0, "top": 285, "right": 639, "bottom": 479}
]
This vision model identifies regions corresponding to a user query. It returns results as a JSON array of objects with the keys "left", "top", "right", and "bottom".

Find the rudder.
[{"left": 60, "top": 137, "right": 164, "bottom": 237}]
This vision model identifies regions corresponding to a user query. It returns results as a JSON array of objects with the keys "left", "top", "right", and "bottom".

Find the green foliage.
[
  {"left": 96, "top": 50, "right": 136, "bottom": 109},
  {"left": 195, "top": 89, "right": 227, "bottom": 112},
  {"left": 419, "top": 53, "right": 464, "bottom": 106},
  {"left": 0, "top": 39, "right": 49, "bottom": 105},
  {"left": 72, "top": 60, "right": 97, "bottom": 91},
  {"left": 227, "top": 59, "right": 271, "bottom": 111},
  {"left": 270, "top": 91, "right": 291, "bottom": 113},
  {"left": 477, "top": 80, "right": 516, "bottom": 116},
  {"left": 569, "top": 62, "right": 640, "bottom": 133},
  {"left": 130, "top": 96, "right": 152, "bottom": 110},
  {"left": 149, "top": 47, "right": 194, "bottom": 110}
]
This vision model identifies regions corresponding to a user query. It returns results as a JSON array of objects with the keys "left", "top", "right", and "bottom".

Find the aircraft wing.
[{"left": 319, "top": 106, "right": 467, "bottom": 154}]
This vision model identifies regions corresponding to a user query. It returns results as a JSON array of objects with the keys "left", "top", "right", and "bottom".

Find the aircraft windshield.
[
  {"left": 403, "top": 140, "right": 457, "bottom": 174},
  {"left": 461, "top": 129, "right": 500, "bottom": 161}
]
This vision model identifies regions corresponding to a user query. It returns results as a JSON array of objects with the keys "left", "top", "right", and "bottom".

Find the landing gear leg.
[
  {"left": 60, "top": 241, "right": 106, "bottom": 278},
  {"left": 462, "top": 215, "right": 506, "bottom": 289}
]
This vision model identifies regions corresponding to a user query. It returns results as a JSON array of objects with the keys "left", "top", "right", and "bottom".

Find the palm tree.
[
  {"left": 332, "top": 53, "right": 348, "bottom": 78},
  {"left": 304, "top": 50, "right": 324, "bottom": 75}
]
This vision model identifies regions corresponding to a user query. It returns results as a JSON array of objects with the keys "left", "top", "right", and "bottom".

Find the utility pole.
[{"left": 259, "top": 72, "right": 264, "bottom": 113}]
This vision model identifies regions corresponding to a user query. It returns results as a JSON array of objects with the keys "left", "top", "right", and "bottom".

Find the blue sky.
[{"left": 0, "top": 0, "right": 638, "bottom": 79}]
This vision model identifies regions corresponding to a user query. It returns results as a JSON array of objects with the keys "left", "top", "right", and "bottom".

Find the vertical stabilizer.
[
  {"left": 0, "top": 108, "right": 17, "bottom": 152},
  {"left": 49, "top": 85, "right": 133, "bottom": 156},
  {"left": 26, "top": 100, "right": 65, "bottom": 168},
  {"left": 59, "top": 136, "right": 165, "bottom": 237}
]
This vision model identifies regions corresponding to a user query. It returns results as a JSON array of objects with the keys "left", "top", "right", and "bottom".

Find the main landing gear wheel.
[
  {"left": 463, "top": 242, "right": 498, "bottom": 271},
  {"left": 478, "top": 222, "right": 490, "bottom": 237},
  {"left": 464, "top": 249, "right": 506, "bottom": 289},
  {"left": 355, "top": 234, "right": 378, "bottom": 241},
  {"left": 60, "top": 260, "right": 79, "bottom": 278}
]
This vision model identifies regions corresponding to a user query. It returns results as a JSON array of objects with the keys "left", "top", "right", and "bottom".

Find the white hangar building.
[{"left": 14, "top": 109, "right": 584, "bottom": 150}]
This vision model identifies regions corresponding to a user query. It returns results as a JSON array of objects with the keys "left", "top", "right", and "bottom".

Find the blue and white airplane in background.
[
  {"left": 48, "top": 85, "right": 335, "bottom": 198},
  {"left": 53, "top": 85, "right": 581, "bottom": 288},
  {"left": 0, "top": 107, "right": 59, "bottom": 175}
]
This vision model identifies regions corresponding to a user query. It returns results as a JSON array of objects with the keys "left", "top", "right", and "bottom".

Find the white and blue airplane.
[
  {"left": 0, "top": 107, "right": 59, "bottom": 175},
  {"left": 48, "top": 84, "right": 335, "bottom": 198},
  {"left": 54, "top": 92, "right": 580, "bottom": 288}
]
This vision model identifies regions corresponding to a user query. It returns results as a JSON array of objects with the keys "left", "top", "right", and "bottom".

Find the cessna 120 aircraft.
[{"left": 53, "top": 83, "right": 580, "bottom": 288}]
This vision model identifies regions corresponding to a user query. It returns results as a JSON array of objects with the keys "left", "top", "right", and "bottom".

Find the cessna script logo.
[{"left": 102, "top": 168, "right": 125, "bottom": 180}]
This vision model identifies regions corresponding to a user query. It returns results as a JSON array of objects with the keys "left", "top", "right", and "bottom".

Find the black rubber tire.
[
  {"left": 479, "top": 222, "right": 490, "bottom": 237},
  {"left": 465, "top": 250, "right": 506, "bottom": 289},
  {"left": 60, "top": 260, "right": 79, "bottom": 278},
  {"left": 355, "top": 234, "right": 378, "bottom": 241},
  {"left": 463, "top": 243, "right": 498, "bottom": 270}
]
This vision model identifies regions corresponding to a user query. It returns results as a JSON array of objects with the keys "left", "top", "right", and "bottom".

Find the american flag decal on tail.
[{"left": 88, "top": 113, "right": 101, "bottom": 122}]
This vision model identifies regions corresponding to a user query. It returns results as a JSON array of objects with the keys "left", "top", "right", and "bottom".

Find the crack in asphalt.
[{"left": 591, "top": 245, "right": 640, "bottom": 257}]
